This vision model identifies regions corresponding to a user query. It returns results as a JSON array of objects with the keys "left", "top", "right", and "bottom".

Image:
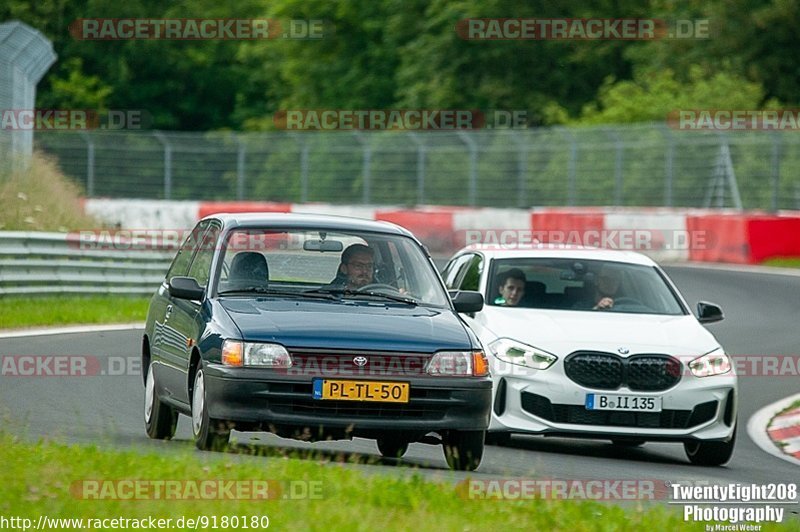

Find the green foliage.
[
  {"left": 1, "top": 0, "right": 795, "bottom": 131},
  {"left": 38, "top": 58, "right": 113, "bottom": 110},
  {"left": 578, "top": 66, "right": 768, "bottom": 124}
]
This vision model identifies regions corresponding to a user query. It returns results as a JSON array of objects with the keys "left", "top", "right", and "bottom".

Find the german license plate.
[
  {"left": 312, "top": 379, "right": 410, "bottom": 403},
  {"left": 585, "top": 394, "right": 662, "bottom": 412}
]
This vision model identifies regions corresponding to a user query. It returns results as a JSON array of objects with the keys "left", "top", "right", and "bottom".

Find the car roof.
[
  {"left": 453, "top": 244, "right": 658, "bottom": 267},
  {"left": 203, "top": 212, "right": 414, "bottom": 237}
]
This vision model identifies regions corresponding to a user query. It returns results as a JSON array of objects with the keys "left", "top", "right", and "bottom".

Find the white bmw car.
[{"left": 443, "top": 245, "right": 737, "bottom": 466}]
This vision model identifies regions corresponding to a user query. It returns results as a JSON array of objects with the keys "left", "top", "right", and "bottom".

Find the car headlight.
[
  {"left": 222, "top": 340, "right": 293, "bottom": 368},
  {"left": 689, "top": 348, "right": 731, "bottom": 377},
  {"left": 426, "top": 350, "right": 488, "bottom": 376},
  {"left": 489, "top": 338, "right": 557, "bottom": 370}
]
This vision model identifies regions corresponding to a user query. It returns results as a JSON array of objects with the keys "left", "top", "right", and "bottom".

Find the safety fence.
[{"left": 32, "top": 124, "right": 800, "bottom": 211}]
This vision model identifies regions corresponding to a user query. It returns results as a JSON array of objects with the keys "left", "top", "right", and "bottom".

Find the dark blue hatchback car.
[{"left": 143, "top": 213, "right": 491, "bottom": 470}]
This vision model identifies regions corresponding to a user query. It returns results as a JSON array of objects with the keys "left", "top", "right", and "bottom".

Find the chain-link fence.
[
  {"left": 35, "top": 123, "right": 800, "bottom": 210},
  {"left": 0, "top": 21, "right": 56, "bottom": 169}
]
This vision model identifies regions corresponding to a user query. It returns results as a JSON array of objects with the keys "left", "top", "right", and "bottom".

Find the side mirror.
[
  {"left": 169, "top": 276, "right": 205, "bottom": 301},
  {"left": 450, "top": 290, "right": 484, "bottom": 314},
  {"left": 697, "top": 301, "right": 724, "bottom": 324}
]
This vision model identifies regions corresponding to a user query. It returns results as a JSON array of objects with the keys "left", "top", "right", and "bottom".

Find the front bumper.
[
  {"left": 203, "top": 363, "right": 492, "bottom": 432},
  {"left": 488, "top": 368, "right": 738, "bottom": 443}
]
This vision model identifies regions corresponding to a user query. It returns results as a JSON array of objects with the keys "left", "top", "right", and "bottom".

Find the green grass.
[
  {"left": 0, "top": 296, "right": 149, "bottom": 329},
  {"left": 0, "top": 434, "right": 724, "bottom": 532},
  {"left": 762, "top": 258, "right": 800, "bottom": 269}
]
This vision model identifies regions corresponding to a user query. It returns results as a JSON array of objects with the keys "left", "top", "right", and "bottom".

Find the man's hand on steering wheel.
[{"left": 593, "top": 297, "right": 614, "bottom": 310}]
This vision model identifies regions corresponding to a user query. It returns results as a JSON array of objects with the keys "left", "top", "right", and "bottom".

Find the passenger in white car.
[{"left": 494, "top": 268, "right": 526, "bottom": 306}]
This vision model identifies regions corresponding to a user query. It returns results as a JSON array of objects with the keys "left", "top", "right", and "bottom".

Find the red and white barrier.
[
  {"left": 767, "top": 407, "right": 800, "bottom": 463},
  {"left": 82, "top": 199, "right": 800, "bottom": 263}
]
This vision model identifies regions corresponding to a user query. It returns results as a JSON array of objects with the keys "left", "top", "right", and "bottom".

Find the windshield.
[
  {"left": 214, "top": 228, "right": 449, "bottom": 307},
  {"left": 488, "top": 258, "right": 686, "bottom": 316}
]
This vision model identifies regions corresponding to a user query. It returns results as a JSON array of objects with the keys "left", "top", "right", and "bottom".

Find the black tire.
[
  {"left": 611, "top": 439, "right": 645, "bottom": 447},
  {"left": 443, "top": 430, "right": 484, "bottom": 471},
  {"left": 377, "top": 437, "right": 409, "bottom": 458},
  {"left": 191, "top": 364, "right": 230, "bottom": 451},
  {"left": 485, "top": 432, "right": 512, "bottom": 446},
  {"left": 144, "top": 361, "right": 177, "bottom": 440},
  {"left": 684, "top": 426, "right": 736, "bottom": 466}
]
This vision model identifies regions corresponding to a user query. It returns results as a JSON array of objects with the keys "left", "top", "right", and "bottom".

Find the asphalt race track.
[{"left": 1, "top": 265, "right": 798, "bottom": 515}]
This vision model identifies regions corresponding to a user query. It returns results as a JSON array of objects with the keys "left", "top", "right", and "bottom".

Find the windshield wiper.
[
  {"left": 218, "top": 287, "right": 337, "bottom": 300},
  {"left": 307, "top": 288, "right": 418, "bottom": 306},
  {"left": 358, "top": 291, "right": 418, "bottom": 305}
]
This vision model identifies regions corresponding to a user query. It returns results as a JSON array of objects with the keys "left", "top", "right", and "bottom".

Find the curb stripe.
[{"left": 768, "top": 425, "right": 800, "bottom": 440}]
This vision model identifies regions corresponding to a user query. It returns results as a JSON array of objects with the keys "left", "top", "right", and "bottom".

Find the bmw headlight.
[
  {"left": 222, "top": 340, "right": 293, "bottom": 368},
  {"left": 488, "top": 338, "right": 557, "bottom": 370},
  {"left": 689, "top": 348, "right": 731, "bottom": 377}
]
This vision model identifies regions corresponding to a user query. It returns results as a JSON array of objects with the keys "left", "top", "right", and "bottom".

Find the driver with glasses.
[{"left": 330, "top": 243, "right": 376, "bottom": 290}]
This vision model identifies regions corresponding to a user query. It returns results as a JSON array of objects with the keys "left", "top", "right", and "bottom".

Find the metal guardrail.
[{"left": 0, "top": 232, "right": 172, "bottom": 296}]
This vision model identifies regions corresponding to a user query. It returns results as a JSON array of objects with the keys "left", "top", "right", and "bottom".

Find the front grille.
[
  {"left": 564, "top": 351, "right": 681, "bottom": 391},
  {"left": 271, "top": 401, "right": 442, "bottom": 420},
  {"left": 521, "top": 392, "right": 718, "bottom": 429},
  {"left": 289, "top": 350, "right": 430, "bottom": 377},
  {"left": 627, "top": 356, "right": 681, "bottom": 391},
  {"left": 564, "top": 353, "right": 623, "bottom": 389}
]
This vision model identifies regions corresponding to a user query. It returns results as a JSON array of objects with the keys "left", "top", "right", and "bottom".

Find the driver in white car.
[{"left": 592, "top": 263, "right": 622, "bottom": 310}]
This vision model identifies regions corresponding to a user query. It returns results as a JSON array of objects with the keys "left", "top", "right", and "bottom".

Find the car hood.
[
  {"left": 219, "top": 298, "right": 471, "bottom": 352},
  {"left": 475, "top": 307, "right": 720, "bottom": 356}
]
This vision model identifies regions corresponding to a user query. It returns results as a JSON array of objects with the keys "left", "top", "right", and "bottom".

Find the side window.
[
  {"left": 165, "top": 221, "right": 209, "bottom": 280},
  {"left": 459, "top": 255, "right": 483, "bottom": 291},
  {"left": 442, "top": 254, "right": 472, "bottom": 289},
  {"left": 187, "top": 223, "right": 221, "bottom": 288},
  {"left": 375, "top": 241, "right": 405, "bottom": 289}
]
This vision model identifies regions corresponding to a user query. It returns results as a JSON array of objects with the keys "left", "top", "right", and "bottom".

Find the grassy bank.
[
  {"left": 0, "top": 434, "right": 707, "bottom": 531},
  {"left": 0, "top": 296, "right": 149, "bottom": 329},
  {"left": 0, "top": 152, "right": 97, "bottom": 232},
  {"left": 762, "top": 258, "right": 800, "bottom": 269}
]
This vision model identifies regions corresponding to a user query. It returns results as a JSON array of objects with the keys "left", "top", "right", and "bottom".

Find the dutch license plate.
[
  {"left": 585, "top": 394, "right": 662, "bottom": 412},
  {"left": 312, "top": 379, "right": 410, "bottom": 403}
]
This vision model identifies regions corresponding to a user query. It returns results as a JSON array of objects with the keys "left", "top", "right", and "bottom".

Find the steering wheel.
[
  {"left": 357, "top": 283, "right": 400, "bottom": 292},
  {"left": 610, "top": 296, "right": 654, "bottom": 312},
  {"left": 612, "top": 297, "right": 642, "bottom": 306}
]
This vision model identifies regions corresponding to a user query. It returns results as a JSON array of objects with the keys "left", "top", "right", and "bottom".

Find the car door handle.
[{"left": 165, "top": 305, "right": 173, "bottom": 320}]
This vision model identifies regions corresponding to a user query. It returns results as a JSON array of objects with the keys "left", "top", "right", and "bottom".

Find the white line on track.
[
  {"left": 0, "top": 323, "right": 144, "bottom": 339},
  {"left": 747, "top": 393, "right": 800, "bottom": 467}
]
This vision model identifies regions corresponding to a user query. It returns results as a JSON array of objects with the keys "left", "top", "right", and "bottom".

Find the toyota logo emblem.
[{"left": 353, "top": 356, "right": 368, "bottom": 367}]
